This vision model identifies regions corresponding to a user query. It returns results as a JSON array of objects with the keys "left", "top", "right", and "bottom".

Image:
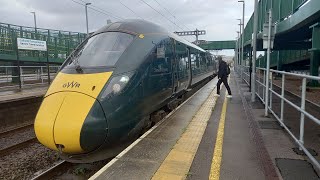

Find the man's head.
[{"left": 217, "top": 56, "right": 223, "bottom": 62}]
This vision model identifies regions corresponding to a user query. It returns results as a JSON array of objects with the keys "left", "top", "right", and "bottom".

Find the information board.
[{"left": 17, "top": 38, "right": 47, "bottom": 51}]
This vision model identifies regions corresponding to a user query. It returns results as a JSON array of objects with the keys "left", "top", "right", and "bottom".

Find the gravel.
[
  {"left": 0, "top": 142, "right": 59, "bottom": 180},
  {"left": 52, "top": 160, "right": 110, "bottom": 180}
]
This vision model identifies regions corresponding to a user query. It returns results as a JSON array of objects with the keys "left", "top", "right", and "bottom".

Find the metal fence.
[
  {"left": 0, "top": 65, "right": 60, "bottom": 90},
  {"left": 245, "top": 67, "right": 320, "bottom": 170},
  {"left": 0, "top": 22, "right": 86, "bottom": 63}
]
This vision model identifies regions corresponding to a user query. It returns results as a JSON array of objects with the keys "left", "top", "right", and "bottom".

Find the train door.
[
  {"left": 187, "top": 47, "right": 192, "bottom": 89},
  {"left": 174, "top": 42, "right": 188, "bottom": 92},
  {"left": 171, "top": 38, "right": 178, "bottom": 93}
]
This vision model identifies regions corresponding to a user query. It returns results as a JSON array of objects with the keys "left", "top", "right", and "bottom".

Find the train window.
[
  {"left": 150, "top": 39, "right": 173, "bottom": 75},
  {"left": 63, "top": 32, "right": 133, "bottom": 68},
  {"left": 151, "top": 57, "right": 171, "bottom": 74}
]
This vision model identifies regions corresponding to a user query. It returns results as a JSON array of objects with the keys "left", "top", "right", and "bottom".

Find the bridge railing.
[
  {"left": 250, "top": 67, "right": 320, "bottom": 171},
  {"left": 242, "top": 0, "right": 309, "bottom": 45},
  {"left": 256, "top": 50, "right": 310, "bottom": 69},
  {"left": 0, "top": 65, "right": 60, "bottom": 90},
  {"left": 0, "top": 22, "right": 86, "bottom": 63}
]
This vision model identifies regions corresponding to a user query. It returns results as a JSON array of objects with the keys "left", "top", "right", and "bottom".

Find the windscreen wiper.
[{"left": 75, "top": 64, "right": 83, "bottom": 73}]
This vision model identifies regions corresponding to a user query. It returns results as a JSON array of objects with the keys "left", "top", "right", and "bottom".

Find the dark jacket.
[{"left": 218, "top": 60, "right": 229, "bottom": 78}]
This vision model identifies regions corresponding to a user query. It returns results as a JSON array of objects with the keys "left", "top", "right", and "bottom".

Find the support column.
[
  {"left": 277, "top": 51, "right": 283, "bottom": 71},
  {"left": 308, "top": 23, "right": 320, "bottom": 87},
  {"left": 275, "top": 51, "right": 282, "bottom": 78},
  {"left": 249, "top": 47, "right": 253, "bottom": 92}
]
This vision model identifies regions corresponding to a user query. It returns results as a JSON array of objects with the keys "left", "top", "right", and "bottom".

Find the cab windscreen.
[{"left": 62, "top": 32, "right": 134, "bottom": 69}]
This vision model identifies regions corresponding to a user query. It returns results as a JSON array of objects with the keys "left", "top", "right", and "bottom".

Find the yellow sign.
[{"left": 139, "top": 34, "right": 144, "bottom": 38}]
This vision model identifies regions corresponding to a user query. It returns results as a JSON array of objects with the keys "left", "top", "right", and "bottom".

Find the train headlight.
[
  {"left": 120, "top": 75, "right": 130, "bottom": 83},
  {"left": 112, "top": 84, "right": 121, "bottom": 93},
  {"left": 100, "top": 73, "right": 133, "bottom": 99}
]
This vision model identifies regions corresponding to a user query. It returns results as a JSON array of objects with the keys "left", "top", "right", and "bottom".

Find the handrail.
[
  {"left": 238, "top": 66, "right": 320, "bottom": 171},
  {"left": 0, "top": 66, "right": 60, "bottom": 90}
]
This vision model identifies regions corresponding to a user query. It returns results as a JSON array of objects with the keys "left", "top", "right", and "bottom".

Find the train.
[{"left": 34, "top": 19, "right": 217, "bottom": 163}]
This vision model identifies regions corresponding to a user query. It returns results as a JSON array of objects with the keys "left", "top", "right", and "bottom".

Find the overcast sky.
[{"left": 0, "top": 0, "right": 254, "bottom": 55}]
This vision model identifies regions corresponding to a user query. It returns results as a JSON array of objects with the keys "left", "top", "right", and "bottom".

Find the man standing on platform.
[{"left": 215, "top": 56, "right": 232, "bottom": 98}]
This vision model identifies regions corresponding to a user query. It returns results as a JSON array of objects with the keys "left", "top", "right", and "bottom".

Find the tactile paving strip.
[{"left": 152, "top": 88, "right": 218, "bottom": 179}]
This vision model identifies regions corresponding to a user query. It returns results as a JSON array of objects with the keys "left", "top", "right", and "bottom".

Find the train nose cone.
[
  {"left": 34, "top": 71, "right": 112, "bottom": 154},
  {"left": 35, "top": 92, "right": 108, "bottom": 154}
]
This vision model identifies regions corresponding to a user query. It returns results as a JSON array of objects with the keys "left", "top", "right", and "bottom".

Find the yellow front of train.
[
  {"left": 34, "top": 71, "right": 112, "bottom": 153},
  {"left": 34, "top": 31, "right": 134, "bottom": 154}
]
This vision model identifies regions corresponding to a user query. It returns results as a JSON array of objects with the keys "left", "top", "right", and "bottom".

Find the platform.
[
  {"left": 0, "top": 86, "right": 47, "bottom": 103},
  {"left": 90, "top": 73, "right": 320, "bottom": 180}
]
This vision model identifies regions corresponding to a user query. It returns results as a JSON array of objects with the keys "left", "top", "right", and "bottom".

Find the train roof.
[{"left": 93, "top": 19, "right": 206, "bottom": 52}]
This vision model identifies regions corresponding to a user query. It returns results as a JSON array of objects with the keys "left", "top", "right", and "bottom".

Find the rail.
[
  {"left": 240, "top": 67, "right": 320, "bottom": 171},
  {"left": 0, "top": 65, "right": 60, "bottom": 90}
]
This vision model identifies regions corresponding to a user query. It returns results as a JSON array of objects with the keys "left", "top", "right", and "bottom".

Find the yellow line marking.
[
  {"left": 152, "top": 87, "right": 218, "bottom": 180},
  {"left": 209, "top": 90, "right": 228, "bottom": 180}
]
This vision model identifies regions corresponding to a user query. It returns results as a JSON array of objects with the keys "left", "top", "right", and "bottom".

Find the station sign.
[
  {"left": 262, "top": 23, "right": 275, "bottom": 49},
  {"left": 17, "top": 38, "right": 47, "bottom": 51}
]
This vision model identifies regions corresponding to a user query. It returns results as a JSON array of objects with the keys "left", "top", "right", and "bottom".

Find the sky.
[{"left": 0, "top": 0, "right": 254, "bottom": 55}]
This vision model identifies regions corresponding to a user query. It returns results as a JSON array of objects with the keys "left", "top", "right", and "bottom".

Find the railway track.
[
  {"left": 272, "top": 82, "right": 320, "bottom": 109},
  {"left": 0, "top": 137, "right": 37, "bottom": 156},
  {"left": 0, "top": 124, "right": 33, "bottom": 138},
  {"left": 31, "top": 160, "right": 72, "bottom": 180}
]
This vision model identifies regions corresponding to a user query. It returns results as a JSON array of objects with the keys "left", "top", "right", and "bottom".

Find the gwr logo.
[{"left": 62, "top": 81, "right": 80, "bottom": 88}]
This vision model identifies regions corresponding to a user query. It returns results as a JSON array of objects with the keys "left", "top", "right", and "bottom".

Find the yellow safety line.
[
  {"left": 152, "top": 87, "right": 218, "bottom": 180},
  {"left": 209, "top": 90, "right": 228, "bottom": 180}
]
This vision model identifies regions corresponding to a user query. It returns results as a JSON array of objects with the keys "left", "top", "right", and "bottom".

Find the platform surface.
[
  {"left": 0, "top": 86, "right": 47, "bottom": 103},
  {"left": 90, "top": 73, "right": 320, "bottom": 180}
]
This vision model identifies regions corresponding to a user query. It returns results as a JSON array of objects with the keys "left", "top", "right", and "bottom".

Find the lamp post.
[
  {"left": 85, "top": 3, "right": 91, "bottom": 35},
  {"left": 237, "top": 18, "right": 242, "bottom": 65},
  {"left": 237, "top": 31, "right": 240, "bottom": 71},
  {"left": 237, "top": 18, "right": 243, "bottom": 79},
  {"left": 30, "top": 12, "right": 37, "bottom": 30},
  {"left": 238, "top": 0, "right": 245, "bottom": 80}
]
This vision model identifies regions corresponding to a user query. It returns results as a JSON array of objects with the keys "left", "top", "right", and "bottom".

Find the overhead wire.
[
  {"left": 152, "top": 0, "right": 192, "bottom": 31},
  {"left": 71, "top": 0, "right": 198, "bottom": 35},
  {"left": 139, "top": 0, "right": 184, "bottom": 31},
  {"left": 119, "top": 0, "right": 145, "bottom": 20},
  {"left": 70, "top": 0, "right": 124, "bottom": 20}
]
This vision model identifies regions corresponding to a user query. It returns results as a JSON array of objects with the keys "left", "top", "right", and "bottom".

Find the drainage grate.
[
  {"left": 258, "top": 121, "right": 282, "bottom": 130},
  {"left": 276, "top": 158, "right": 320, "bottom": 180},
  {"left": 251, "top": 102, "right": 264, "bottom": 109},
  {"left": 292, "top": 147, "right": 318, "bottom": 156}
]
